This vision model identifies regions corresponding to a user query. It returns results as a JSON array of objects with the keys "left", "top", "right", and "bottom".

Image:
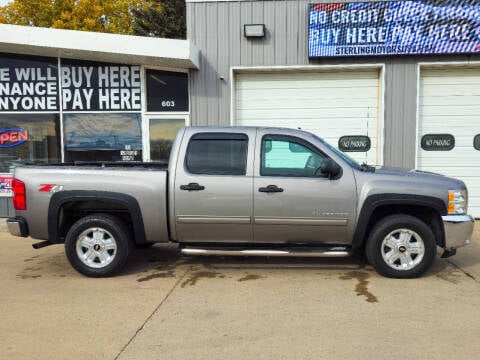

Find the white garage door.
[
  {"left": 417, "top": 67, "right": 480, "bottom": 218},
  {"left": 234, "top": 69, "right": 382, "bottom": 165}
]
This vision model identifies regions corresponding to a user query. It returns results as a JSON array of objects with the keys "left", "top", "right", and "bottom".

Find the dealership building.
[{"left": 1, "top": 0, "right": 480, "bottom": 217}]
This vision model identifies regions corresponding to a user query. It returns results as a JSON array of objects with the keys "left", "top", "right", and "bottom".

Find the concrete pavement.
[{"left": 0, "top": 219, "right": 479, "bottom": 360}]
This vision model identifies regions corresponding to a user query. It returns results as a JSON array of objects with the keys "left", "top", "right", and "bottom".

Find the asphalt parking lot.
[{"left": 1, "top": 220, "right": 479, "bottom": 360}]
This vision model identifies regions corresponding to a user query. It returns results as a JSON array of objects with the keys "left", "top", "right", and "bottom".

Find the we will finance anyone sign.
[{"left": 0, "top": 55, "right": 142, "bottom": 112}]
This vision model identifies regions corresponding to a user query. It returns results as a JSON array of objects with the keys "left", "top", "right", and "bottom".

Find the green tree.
[
  {"left": 132, "top": 0, "right": 185, "bottom": 39},
  {"left": 0, "top": 0, "right": 149, "bottom": 34}
]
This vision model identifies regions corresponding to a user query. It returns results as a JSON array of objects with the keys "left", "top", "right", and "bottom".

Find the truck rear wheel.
[
  {"left": 365, "top": 214, "right": 436, "bottom": 278},
  {"left": 65, "top": 214, "right": 133, "bottom": 277}
]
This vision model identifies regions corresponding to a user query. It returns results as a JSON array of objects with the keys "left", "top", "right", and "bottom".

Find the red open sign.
[{"left": 0, "top": 128, "right": 29, "bottom": 148}]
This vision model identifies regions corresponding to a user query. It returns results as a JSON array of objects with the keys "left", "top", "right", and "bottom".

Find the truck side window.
[
  {"left": 186, "top": 133, "right": 248, "bottom": 175},
  {"left": 261, "top": 136, "right": 326, "bottom": 177}
]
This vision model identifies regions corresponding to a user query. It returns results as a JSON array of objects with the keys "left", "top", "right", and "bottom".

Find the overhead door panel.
[
  {"left": 417, "top": 67, "right": 480, "bottom": 218},
  {"left": 234, "top": 69, "right": 382, "bottom": 165}
]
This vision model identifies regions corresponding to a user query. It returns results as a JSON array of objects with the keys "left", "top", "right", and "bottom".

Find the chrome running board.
[{"left": 181, "top": 247, "right": 352, "bottom": 258}]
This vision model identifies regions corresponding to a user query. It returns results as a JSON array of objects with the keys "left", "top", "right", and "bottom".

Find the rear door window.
[{"left": 185, "top": 133, "right": 248, "bottom": 175}]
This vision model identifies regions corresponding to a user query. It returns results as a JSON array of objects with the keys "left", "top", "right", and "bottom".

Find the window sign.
[
  {"left": 0, "top": 113, "right": 61, "bottom": 173},
  {"left": 146, "top": 70, "right": 188, "bottom": 112},
  {"left": 64, "top": 113, "right": 142, "bottom": 162},
  {"left": 0, "top": 54, "right": 59, "bottom": 111},
  {"left": 421, "top": 134, "right": 455, "bottom": 151},
  {"left": 0, "top": 173, "right": 13, "bottom": 197},
  {"left": 338, "top": 135, "right": 371, "bottom": 152},
  {"left": 474, "top": 134, "right": 480, "bottom": 151},
  {"left": 0, "top": 128, "right": 29, "bottom": 148},
  {"left": 61, "top": 60, "right": 141, "bottom": 111},
  {"left": 308, "top": 1, "right": 480, "bottom": 57}
]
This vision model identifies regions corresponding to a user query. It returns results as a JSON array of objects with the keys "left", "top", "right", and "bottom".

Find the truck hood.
[{"left": 370, "top": 166, "right": 465, "bottom": 188}]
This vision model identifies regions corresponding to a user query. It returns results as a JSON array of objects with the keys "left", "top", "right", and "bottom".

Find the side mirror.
[{"left": 318, "top": 158, "right": 341, "bottom": 179}]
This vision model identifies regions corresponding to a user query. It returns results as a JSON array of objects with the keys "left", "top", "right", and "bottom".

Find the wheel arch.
[
  {"left": 352, "top": 194, "right": 446, "bottom": 250},
  {"left": 48, "top": 191, "right": 146, "bottom": 244}
]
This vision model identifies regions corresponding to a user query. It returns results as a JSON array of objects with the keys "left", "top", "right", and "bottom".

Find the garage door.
[
  {"left": 417, "top": 67, "right": 480, "bottom": 218},
  {"left": 234, "top": 69, "right": 382, "bottom": 165}
]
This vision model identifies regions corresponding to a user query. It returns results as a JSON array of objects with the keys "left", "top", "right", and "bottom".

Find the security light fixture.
[{"left": 244, "top": 24, "right": 265, "bottom": 38}]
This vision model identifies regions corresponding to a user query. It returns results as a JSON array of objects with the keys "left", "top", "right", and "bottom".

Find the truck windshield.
[{"left": 314, "top": 135, "right": 361, "bottom": 170}]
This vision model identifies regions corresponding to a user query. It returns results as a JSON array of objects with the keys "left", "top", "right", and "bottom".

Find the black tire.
[
  {"left": 65, "top": 214, "right": 134, "bottom": 277},
  {"left": 365, "top": 214, "right": 437, "bottom": 278}
]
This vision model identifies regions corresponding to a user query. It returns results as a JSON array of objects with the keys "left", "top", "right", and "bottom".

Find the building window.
[
  {"left": 146, "top": 69, "right": 188, "bottom": 112},
  {"left": 0, "top": 114, "right": 60, "bottom": 172},
  {"left": 149, "top": 118, "right": 185, "bottom": 162},
  {"left": 64, "top": 113, "right": 142, "bottom": 162}
]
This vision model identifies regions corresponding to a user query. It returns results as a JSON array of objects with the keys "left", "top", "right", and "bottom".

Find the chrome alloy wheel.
[
  {"left": 75, "top": 227, "right": 117, "bottom": 269},
  {"left": 381, "top": 228, "right": 425, "bottom": 271}
]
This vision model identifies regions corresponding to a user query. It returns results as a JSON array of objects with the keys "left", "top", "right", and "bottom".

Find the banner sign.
[
  {"left": 61, "top": 60, "right": 142, "bottom": 111},
  {"left": 308, "top": 1, "right": 480, "bottom": 57},
  {"left": 421, "top": 134, "right": 455, "bottom": 151},
  {"left": 0, "top": 173, "right": 13, "bottom": 197},
  {"left": 0, "top": 54, "right": 59, "bottom": 111}
]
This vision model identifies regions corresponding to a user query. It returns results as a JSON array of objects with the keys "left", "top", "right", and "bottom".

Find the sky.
[{"left": 0, "top": 0, "right": 11, "bottom": 6}]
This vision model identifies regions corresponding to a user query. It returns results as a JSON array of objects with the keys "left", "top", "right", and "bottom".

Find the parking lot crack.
[
  {"left": 114, "top": 265, "right": 193, "bottom": 359},
  {"left": 445, "top": 260, "right": 479, "bottom": 284}
]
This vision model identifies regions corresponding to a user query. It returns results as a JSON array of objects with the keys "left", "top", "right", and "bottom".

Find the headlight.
[{"left": 448, "top": 189, "right": 467, "bottom": 215}]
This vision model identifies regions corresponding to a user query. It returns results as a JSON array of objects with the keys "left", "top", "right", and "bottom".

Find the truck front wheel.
[
  {"left": 65, "top": 214, "right": 133, "bottom": 277},
  {"left": 365, "top": 214, "right": 437, "bottom": 278}
]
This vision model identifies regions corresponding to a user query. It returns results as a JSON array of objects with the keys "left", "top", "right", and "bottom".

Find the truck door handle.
[
  {"left": 180, "top": 182, "right": 205, "bottom": 191},
  {"left": 259, "top": 185, "right": 284, "bottom": 193}
]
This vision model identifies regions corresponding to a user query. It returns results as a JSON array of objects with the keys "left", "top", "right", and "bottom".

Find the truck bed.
[{"left": 13, "top": 164, "right": 170, "bottom": 243}]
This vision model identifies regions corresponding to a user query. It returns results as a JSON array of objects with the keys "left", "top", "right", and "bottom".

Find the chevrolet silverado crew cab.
[{"left": 7, "top": 127, "right": 474, "bottom": 278}]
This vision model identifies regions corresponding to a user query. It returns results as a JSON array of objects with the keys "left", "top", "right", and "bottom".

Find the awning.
[{"left": 0, "top": 24, "right": 199, "bottom": 69}]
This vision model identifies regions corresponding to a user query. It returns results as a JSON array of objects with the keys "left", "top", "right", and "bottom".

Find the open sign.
[{"left": 0, "top": 128, "right": 29, "bottom": 148}]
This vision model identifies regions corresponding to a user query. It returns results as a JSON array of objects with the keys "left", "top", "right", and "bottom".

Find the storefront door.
[{"left": 143, "top": 115, "right": 188, "bottom": 162}]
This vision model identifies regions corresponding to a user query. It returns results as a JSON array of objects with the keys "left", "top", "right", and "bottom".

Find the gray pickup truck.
[{"left": 7, "top": 127, "right": 474, "bottom": 278}]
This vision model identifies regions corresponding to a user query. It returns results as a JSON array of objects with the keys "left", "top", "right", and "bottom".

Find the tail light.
[{"left": 12, "top": 179, "right": 26, "bottom": 210}]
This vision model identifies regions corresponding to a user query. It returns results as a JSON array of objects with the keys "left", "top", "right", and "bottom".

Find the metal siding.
[
  {"left": 286, "top": 1, "right": 299, "bottom": 65},
  {"left": 240, "top": 2, "right": 252, "bottom": 65},
  {"left": 218, "top": 2, "right": 230, "bottom": 124},
  {"left": 297, "top": 1, "right": 308, "bottom": 65},
  {"left": 262, "top": 1, "right": 276, "bottom": 65},
  {"left": 274, "top": 1, "right": 287, "bottom": 65},
  {"left": 191, "top": 3, "right": 208, "bottom": 125},
  {"left": 384, "top": 59, "right": 418, "bottom": 168},
  {"left": 403, "top": 59, "right": 418, "bottom": 169},
  {"left": 251, "top": 1, "right": 264, "bottom": 66},
  {"left": 206, "top": 2, "right": 219, "bottom": 125},
  {"left": 228, "top": 1, "right": 241, "bottom": 68}
]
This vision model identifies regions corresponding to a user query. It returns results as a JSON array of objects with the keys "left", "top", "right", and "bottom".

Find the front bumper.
[
  {"left": 441, "top": 215, "right": 474, "bottom": 250},
  {"left": 7, "top": 217, "right": 29, "bottom": 237}
]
